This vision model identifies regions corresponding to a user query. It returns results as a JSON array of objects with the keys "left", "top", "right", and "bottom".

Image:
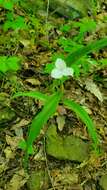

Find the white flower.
[{"left": 51, "top": 58, "right": 74, "bottom": 79}]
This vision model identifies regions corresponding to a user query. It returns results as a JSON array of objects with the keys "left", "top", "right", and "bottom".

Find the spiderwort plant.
[
  {"left": 13, "top": 57, "right": 99, "bottom": 166},
  {"left": 12, "top": 36, "right": 107, "bottom": 166}
]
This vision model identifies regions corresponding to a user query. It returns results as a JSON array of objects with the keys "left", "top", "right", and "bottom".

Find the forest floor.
[{"left": 0, "top": 2, "right": 107, "bottom": 190}]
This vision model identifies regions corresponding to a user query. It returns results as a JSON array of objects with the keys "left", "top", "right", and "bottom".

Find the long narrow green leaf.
[
  {"left": 27, "top": 92, "right": 61, "bottom": 152},
  {"left": 66, "top": 38, "right": 107, "bottom": 66},
  {"left": 63, "top": 99, "right": 99, "bottom": 149},
  {"left": 12, "top": 91, "right": 47, "bottom": 102}
]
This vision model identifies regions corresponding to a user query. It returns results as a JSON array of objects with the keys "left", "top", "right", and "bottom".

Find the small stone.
[
  {"left": 99, "top": 174, "right": 107, "bottom": 190},
  {"left": 46, "top": 125, "right": 89, "bottom": 162}
]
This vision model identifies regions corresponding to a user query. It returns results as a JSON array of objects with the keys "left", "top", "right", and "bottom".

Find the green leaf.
[
  {"left": 0, "top": 0, "right": 19, "bottom": 10},
  {"left": 3, "top": 21, "right": 12, "bottom": 32},
  {"left": 6, "top": 12, "right": 14, "bottom": 21},
  {"left": 3, "top": 15, "right": 26, "bottom": 31},
  {"left": 12, "top": 91, "right": 47, "bottom": 102},
  {"left": 66, "top": 38, "right": 107, "bottom": 66},
  {"left": 18, "top": 139, "right": 27, "bottom": 151},
  {"left": 26, "top": 92, "right": 61, "bottom": 154},
  {"left": 44, "top": 63, "right": 54, "bottom": 74},
  {"left": 58, "top": 37, "right": 83, "bottom": 53},
  {"left": 0, "top": 56, "right": 7, "bottom": 73},
  {"left": 3, "top": 1, "right": 14, "bottom": 10},
  {"left": 0, "top": 56, "right": 21, "bottom": 73},
  {"left": 60, "top": 24, "right": 71, "bottom": 32},
  {"left": 63, "top": 99, "right": 99, "bottom": 150},
  {"left": 0, "top": 0, "right": 4, "bottom": 4},
  {"left": 11, "top": 16, "right": 26, "bottom": 30},
  {"left": 27, "top": 145, "right": 34, "bottom": 155},
  {"left": 99, "top": 58, "right": 107, "bottom": 67},
  {"left": 73, "top": 18, "right": 96, "bottom": 42},
  {"left": 71, "top": 64, "right": 80, "bottom": 77},
  {"left": 7, "top": 56, "right": 21, "bottom": 71},
  {"left": 80, "top": 18, "right": 96, "bottom": 33}
]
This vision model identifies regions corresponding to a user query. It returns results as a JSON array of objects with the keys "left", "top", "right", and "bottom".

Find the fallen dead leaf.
[
  {"left": 4, "top": 146, "right": 15, "bottom": 159},
  {"left": 6, "top": 169, "right": 29, "bottom": 190},
  {"left": 85, "top": 79, "right": 103, "bottom": 102},
  {"left": 56, "top": 115, "right": 65, "bottom": 131},
  {"left": 25, "top": 78, "right": 41, "bottom": 86},
  {"left": 6, "top": 135, "right": 21, "bottom": 151}
]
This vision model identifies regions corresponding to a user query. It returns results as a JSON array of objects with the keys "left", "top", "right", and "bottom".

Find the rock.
[
  {"left": 27, "top": 169, "right": 49, "bottom": 190},
  {"left": 99, "top": 174, "right": 107, "bottom": 190},
  {"left": 0, "top": 107, "right": 16, "bottom": 126},
  {"left": 46, "top": 125, "right": 89, "bottom": 162},
  {"left": 49, "top": 0, "right": 96, "bottom": 18},
  {"left": 0, "top": 93, "right": 16, "bottom": 127},
  {"left": 21, "top": 0, "right": 99, "bottom": 19}
]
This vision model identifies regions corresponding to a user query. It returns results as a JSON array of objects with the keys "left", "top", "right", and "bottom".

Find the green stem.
[{"left": 23, "top": 151, "right": 29, "bottom": 171}]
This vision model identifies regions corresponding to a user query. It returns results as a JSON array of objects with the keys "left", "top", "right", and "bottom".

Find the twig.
[
  {"left": 43, "top": 137, "right": 56, "bottom": 190},
  {"left": 45, "top": 0, "right": 50, "bottom": 41}
]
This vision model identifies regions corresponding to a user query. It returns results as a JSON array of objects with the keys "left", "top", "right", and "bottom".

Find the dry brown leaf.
[
  {"left": 6, "top": 169, "right": 28, "bottom": 190},
  {"left": 6, "top": 135, "right": 20, "bottom": 151},
  {"left": 12, "top": 119, "right": 30, "bottom": 130},
  {"left": 19, "top": 39, "right": 31, "bottom": 48},
  {"left": 57, "top": 105, "right": 67, "bottom": 115},
  {"left": 56, "top": 115, "right": 65, "bottom": 131},
  {"left": 0, "top": 162, "right": 8, "bottom": 174},
  {"left": 34, "top": 148, "right": 45, "bottom": 161},
  {"left": 25, "top": 78, "right": 41, "bottom": 86},
  {"left": 85, "top": 79, "right": 103, "bottom": 102},
  {"left": 4, "top": 147, "right": 15, "bottom": 159}
]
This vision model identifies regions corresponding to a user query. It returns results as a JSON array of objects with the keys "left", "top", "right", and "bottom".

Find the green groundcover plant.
[
  {"left": 0, "top": 0, "right": 27, "bottom": 32},
  {"left": 0, "top": 56, "right": 21, "bottom": 73},
  {"left": 12, "top": 37, "right": 107, "bottom": 166}
]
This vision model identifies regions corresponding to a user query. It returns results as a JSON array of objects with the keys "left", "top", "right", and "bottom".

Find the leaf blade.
[
  {"left": 12, "top": 91, "right": 47, "bottom": 102},
  {"left": 27, "top": 92, "right": 61, "bottom": 153},
  {"left": 66, "top": 38, "right": 107, "bottom": 66},
  {"left": 63, "top": 99, "right": 99, "bottom": 150}
]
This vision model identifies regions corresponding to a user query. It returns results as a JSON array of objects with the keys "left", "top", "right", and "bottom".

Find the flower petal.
[
  {"left": 63, "top": 67, "right": 74, "bottom": 76},
  {"left": 55, "top": 58, "right": 66, "bottom": 70},
  {"left": 51, "top": 68, "right": 63, "bottom": 79}
]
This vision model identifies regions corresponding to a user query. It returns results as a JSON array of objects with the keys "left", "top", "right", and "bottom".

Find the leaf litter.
[{"left": 0, "top": 1, "right": 107, "bottom": 190}]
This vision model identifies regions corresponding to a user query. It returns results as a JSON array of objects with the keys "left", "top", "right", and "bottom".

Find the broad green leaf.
[
  {"left": 63, "top": 99, "right": 99, "bottom": 150},
  {"left": 0, "top": 56, "right": 20, "bottom": 73},
  {"left": 12, "top": 91, "right": 47, "bottom": 102},
  {"left": 0, "top": 57, "right": 8, "bottom": 73},
  {"left": 26, "top": 92, "right": 61, "bottom": 153},
  {"left": 3, "top": 1, "right": 14, "bottom": 10},
  {"left": 7, "top": 56, "right": 21, "bottom": 71},
  {"left": 66, "top": 38, "right": 107, "bottom": 66},
  {"left": 3, "top": 16, "right": 26, "bottom": 31}
]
